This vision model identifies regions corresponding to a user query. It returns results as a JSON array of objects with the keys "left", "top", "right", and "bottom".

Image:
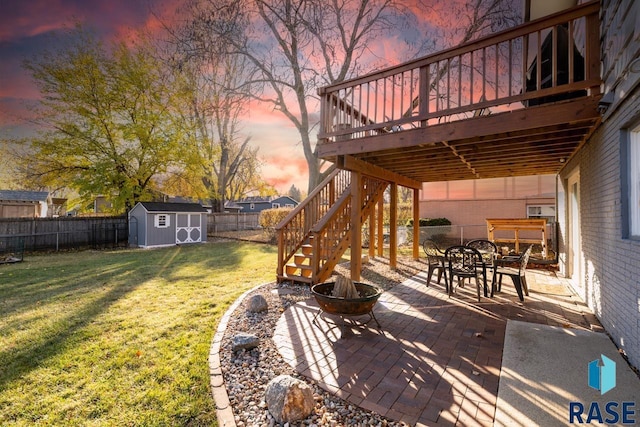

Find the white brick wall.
[{"left": 560, "top": 83, "right": 640, "bottom": 369}]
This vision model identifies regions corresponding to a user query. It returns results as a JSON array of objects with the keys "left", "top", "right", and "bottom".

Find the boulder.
[
  {"left": 265, "top": 375, "right": 315, "bottom": 423},
  {"left": 231, "top": 333, "right": 260, "bottom": 352},
  {"left": 246, "top": 294, "right": 268, "bottom": 313}
]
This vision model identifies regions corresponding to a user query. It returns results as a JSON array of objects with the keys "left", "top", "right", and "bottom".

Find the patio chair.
[
  {"left": 492, "top": 244, "right": 533, "bottom": 302},
  {"left": 422, "top": 239, "right": 447, "bottom": 289},
  {"left": 466, "top": 239, "right": 498, "bottom": 297},
  {"left": 444, "top": 245, "right": 483, "bottom": 301}
]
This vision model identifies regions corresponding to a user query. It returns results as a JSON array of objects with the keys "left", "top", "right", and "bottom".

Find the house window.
[
  {"left": 272, "top": 203, "right": 281, "bottom": 208},
  {"left": 155, "top": 214, "right": 170, "bottom": 228},
  {"left": 285, "top": 204, "right": 294, "bottom": 208},
  {"left": 527, "top": 205, "right": 556, "bottom": 223},
  {"left": 627, "top": 124, "right": 640, "bottom": 237}
]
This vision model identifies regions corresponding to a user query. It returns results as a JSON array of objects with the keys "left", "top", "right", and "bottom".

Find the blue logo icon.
[{"left": 588, "top": 354, "right": 616, "bottom": 395}]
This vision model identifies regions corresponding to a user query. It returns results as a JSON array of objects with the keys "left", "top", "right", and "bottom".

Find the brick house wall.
[{"left": 558, "top": 0, "right": 640, "bottom": 369}]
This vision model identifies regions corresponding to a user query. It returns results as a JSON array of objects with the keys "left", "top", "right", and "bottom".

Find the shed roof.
[
  {"left": 137, "top": 202, "right": 207, "bottom": 213},
  {"left": 0, "top": 190, "right": 49, "bottom": 202}
]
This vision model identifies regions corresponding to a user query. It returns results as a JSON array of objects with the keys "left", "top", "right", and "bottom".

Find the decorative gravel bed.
[{"left": 219, "top": 257, "right": 426, "bottom": 426}]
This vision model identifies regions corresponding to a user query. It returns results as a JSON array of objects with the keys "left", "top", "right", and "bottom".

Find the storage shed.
[
  {"left": 0, "top": 190, "right": 51, "bottom": 218},
  {"left": 128, "top": 202, "right": 208, "bottom": 248}
]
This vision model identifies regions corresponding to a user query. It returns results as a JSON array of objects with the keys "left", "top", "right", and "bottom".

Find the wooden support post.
[
  {"left": 390, "top": 182, "right": 398, "bottom": 269},
  {"left": 351, "top": 171, "right": 362, "bottom": 281},
  {"left": 377, "top": 196, "right": 384, "bottom": 257},
  {"left": 277, "top": 229, "right": 284, "bottom": 279},
  {"left": 413, "top": 187, "right": 420, "bottom": 260},
  {"left": 369, "top": 206, "right": 375, "bottom": 258}
]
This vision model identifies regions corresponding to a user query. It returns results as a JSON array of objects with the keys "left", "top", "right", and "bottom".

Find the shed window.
[
  {"left": 155, "top": 214, "right": 170, "bottom": 228},
  {"left": 272, "top": 203, "right": 281, "bottom": 208},
  {"left": 628, "top": 124, "right": 640, "bottom": 237}
]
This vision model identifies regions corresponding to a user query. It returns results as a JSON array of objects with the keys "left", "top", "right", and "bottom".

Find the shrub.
[
  {"left": 259, "top": 207, "right": 294, "bottom": 241},
  {"left": 406, "top": 218, "right": 452, "bottom": 245},
  {"left": 382, "top": 202, "right": 413, "bottom": 226},
  {"left": 406, "top": 217, "right": 452, "bottom": 227}
]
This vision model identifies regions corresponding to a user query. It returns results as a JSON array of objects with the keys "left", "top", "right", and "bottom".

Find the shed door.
[{"left": 176, "top": 214, "right": 202, "bottom": 244}]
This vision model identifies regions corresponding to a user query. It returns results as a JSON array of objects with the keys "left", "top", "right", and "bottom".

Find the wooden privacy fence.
[
  {"left": 207, "top": 212, "right": 260, "bottom": 234},
  {"left": 0, "top": 216, "right": 128, "bottom": 253}
]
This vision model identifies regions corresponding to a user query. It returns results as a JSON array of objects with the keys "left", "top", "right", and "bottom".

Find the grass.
[{"left": 0, "top": 241, "right": 278, "bottom": 426}]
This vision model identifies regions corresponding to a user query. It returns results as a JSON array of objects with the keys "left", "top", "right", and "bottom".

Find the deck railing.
[{"left": 318, "top": 1, "right": 600, "bottom": 143}]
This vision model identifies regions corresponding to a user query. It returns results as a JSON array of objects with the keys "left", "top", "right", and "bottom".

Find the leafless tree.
[
  {"left": 180, "top": 0, "right": 408, "bottom": 193},
  {"left": 165, "top": 1, "right": 264, "bottom": 211}
]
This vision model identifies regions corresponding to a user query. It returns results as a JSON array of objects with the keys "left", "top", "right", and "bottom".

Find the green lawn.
[{"left": 0, "top": 241, "right": 277, "bottom": 426}]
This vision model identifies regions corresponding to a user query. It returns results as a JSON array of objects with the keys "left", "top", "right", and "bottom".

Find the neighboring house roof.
[
  {"left": 224, "top": 201, "right": 242, "bottom": 210},
  {"left": 136, "top": 202, "right": 208, "bottom": 213},
  {"left": 272, "top": 196, "right": 299, "bottom": 205},
  {"left": 234, "top": 196, "right": 299, "bottom": 205},
  {"left": 0, "top": 190, "right": 49, "bottom": 202},
  {"left": 235, "top": 196, "right": 274, "bottom": 203}
]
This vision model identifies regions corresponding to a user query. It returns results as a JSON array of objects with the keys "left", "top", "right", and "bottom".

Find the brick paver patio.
[{"left": 273, "top": 267, "right": 602, "bottom": 426}]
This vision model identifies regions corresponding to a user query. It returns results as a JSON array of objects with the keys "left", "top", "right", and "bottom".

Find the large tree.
[
  {"left": 18, "top": 28, "right": 186, "bottom": 212},
  {"left": 182, "top": 0, "right": 407, "bottom": 194},
  {"left": 164, "top": 2, "right": 268, "bottom": 211},
  {"left": 180, "top": 0, "right": 520, "bottom": 194}
]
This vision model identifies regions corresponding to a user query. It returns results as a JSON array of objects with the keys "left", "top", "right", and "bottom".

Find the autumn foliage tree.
[{"left": 18, "top": 28, "right": 187, "bottom": 212}]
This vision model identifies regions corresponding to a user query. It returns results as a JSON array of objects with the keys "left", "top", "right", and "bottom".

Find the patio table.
[{"left": 445, "top": 246, "right": 495, "bottom": 297}]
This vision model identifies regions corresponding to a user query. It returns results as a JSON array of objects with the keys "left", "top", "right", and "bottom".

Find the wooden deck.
[{"left": 316, "top": 1, "right": 601, "bottom": 183}]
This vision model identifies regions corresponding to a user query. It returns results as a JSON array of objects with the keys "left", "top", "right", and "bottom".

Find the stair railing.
[
  {"left": 275, "top": 168, "right": 351, "bottom": 279},
  {"left": 311, "top": 174, "right": 388, "bottom": 283}
]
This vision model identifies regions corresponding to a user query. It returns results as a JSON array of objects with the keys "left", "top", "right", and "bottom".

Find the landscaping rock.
[
  {"left": 231, "top": 333, "right": 260, "bottom": 352},
  {"left": 246, "top": 294, "right": 268, "bottom": 313},
  {"left": 265, "top": 375, "right": 315, "bottom": 424}
]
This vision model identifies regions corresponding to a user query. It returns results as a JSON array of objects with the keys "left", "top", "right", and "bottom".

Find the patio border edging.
[{"left": 209, "top": 282, "right": 270, "bottom": 427}]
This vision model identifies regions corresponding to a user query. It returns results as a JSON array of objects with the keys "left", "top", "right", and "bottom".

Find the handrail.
[
  {"left": 276, "top": 168, "right": 351, "bottom": 279},
  {"left": 310, "top": 187, "right": 351, "bottom": 234},
  {"left": 318, "top": 1, "right": 601, "bottom": 143},
  {"left": 319, "top": 1, "right": 599, "bottom": 93},
  {"left": 311, "top": 175, "right": 388, "bottom": 283},
  {"left": 275, "top": 166, "right": 339, "bottom": 231}
]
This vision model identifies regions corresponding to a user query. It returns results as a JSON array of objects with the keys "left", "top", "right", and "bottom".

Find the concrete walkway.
[
  {"left": 272, "top": 268, "right": 620, "bottom": 426},
  {"left": 495, "top": 320, "right": 640, "bottom": 426}
]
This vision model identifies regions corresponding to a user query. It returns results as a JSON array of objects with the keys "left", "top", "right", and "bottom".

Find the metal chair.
[
  {"left": 444, "top": 245, "right": 483, "bottom": 301},
  {"left": 466, "top": 239, "right": 498, "bottom": 297},
  {"left": 422, "top": 239, "right": 447, "bottom": 289},
  {"left": 492, "top": 244, "right": 533, "bottom": 301}
]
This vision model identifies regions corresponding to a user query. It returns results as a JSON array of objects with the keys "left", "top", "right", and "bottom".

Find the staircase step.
[
  {"left": 286, "top": 263, "right": 313, "bottom": 277},
  {"left": 294, "top": 253, "right": 311, "bottom": 265},
  {"left": 301, "top": 244, "right": 313, "bottom": 256}
]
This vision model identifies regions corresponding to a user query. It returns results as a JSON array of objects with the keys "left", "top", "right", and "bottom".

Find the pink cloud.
[{"left": 261, "top": 155, "right": 310, "bottom": 194}]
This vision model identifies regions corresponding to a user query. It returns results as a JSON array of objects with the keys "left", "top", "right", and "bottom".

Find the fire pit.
[{"left": 310, "top": 282, "right": 382, "bottom": 334}]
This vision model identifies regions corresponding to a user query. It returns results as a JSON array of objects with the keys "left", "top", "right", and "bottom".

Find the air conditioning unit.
[{"left": 528, "top": 205, "right": 555, "bottom": 219}]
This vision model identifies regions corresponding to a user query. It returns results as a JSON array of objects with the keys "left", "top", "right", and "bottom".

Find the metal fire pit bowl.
[{"left": 310, "top": 282, "right": 382, "bottom": 334}]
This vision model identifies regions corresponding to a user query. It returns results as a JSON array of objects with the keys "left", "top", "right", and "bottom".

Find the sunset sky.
[
  {"left": 0, "top": 0, "right": 523, "bottom": 197},
  {"left": 0, "top": 0, "right": 316, "bottom": 194}
]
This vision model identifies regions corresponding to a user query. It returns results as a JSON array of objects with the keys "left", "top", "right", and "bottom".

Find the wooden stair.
[
  {"left": 280, "top": 239, "right": 314, "bottom": 284},
  {"left": 276, "top": 170, "right": 387, "bottom": 285}
]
